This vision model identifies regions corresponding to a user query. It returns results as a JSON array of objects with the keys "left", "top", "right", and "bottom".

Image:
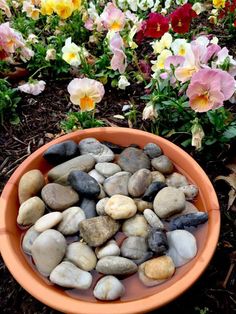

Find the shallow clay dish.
[{"left": 0, "top": 127, "right": 220, "bottom": 314}]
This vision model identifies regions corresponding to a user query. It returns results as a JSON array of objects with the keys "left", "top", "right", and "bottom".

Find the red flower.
[
  {"left": 170, "top": 4, "right": 197, "bottom": 34},
  {"left": 135, "top": 21, "right": 147, "bottom": 45},
  {"left": 219, "top": 0, "right": 236, "bottom": 19},
  {"left": 0, "top": 48, "right": 8, "bottom": 60},
  {"left": 144, "top": 13, "right": 169, "bottom": 39}
]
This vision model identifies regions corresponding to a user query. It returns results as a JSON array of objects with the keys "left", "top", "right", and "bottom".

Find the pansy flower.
[
  {"left": 170, "top": 4, "right": 197, "bottom": 34},
  {"left": 144, "top": 13, "right": 169, "bottom": 38}
]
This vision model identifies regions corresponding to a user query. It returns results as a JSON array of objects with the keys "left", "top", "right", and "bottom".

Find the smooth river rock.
[
  {"left": 151, "top": 171, "right": 166, "bottom": 183},
  {"left": 88, "top": 169, "right": 105, "bottom": 184},
  {"left": 68, "top": 170, "right": 100, "bottom": 198},
  {"left": 128, "top": 169, "right": 152, "bottom": 197},
  {"left": 166, "top": 172, "right": 189, "bottom": 188},
  {"left": 18, "top": 169, "right": 45, "bottom": 204},
  {"left": 43, "top": 140, "right": 79, "bottom": 165},
  {"left": 142, "top": 181, "right": 167, "bottom": 202},
  {"left": 96, "top": 197, "right": 109, "bottom": 216},
  {"left": 166, "top": 230, "right": 197, "bottom": 267},
  {"left": 134, "top": 199, "right": 153, "bottom": 212},
  {"left": 117, "top": 147, "right": 150, "bottom": 173},
  {"left": 153, "top": 187, "right": 185, "bottom": 218},
  {"left": 78, "top": 138, "right": 114, "bottom": 162},
  {"left": 66, "top": 242, "right": 97, "bottom": 271},
  {"left": 93, "top": 276, "right": 125, "bottom": 300},
  {"left": 121, "top": 236, "right": 147, "bottom": 260},
  {"left": 79, "top": 216, "right": 120, "bottom": 247},
  {"left": 147, "top": 229, "right": 168, "bottom": 254},
  {"left": 57, "top": 206, "right": 86, "bottom": 235},
  {"left": 79, "top": 198, "right": 97, "bottom": 218},
  {"left": 47, "top": 154, "right": 95, "bottom": 184},
  {"left": 143, "top": 209, "right": 164, "bottom": 229},
  {"left": 122, "top": 214, "right": 150, "bottom": 238},
  {"left": 179, "top": 184, "right": 199, "bottom": 200},
  {"left": 105, "top": 195, "right": 137, "bottom": 220},
  {"left": 95, "top": 240, "right": 120, "bottom": 259},
  {"left": 95, "top": 162, "right": 121, "bottom": 178},
  {"left": 143, "top": 143, "right": 162, "bottom": 158},
  {"left": 17, "top": 196, "right": 45, "bottom": 225},
  {"left": 31, "top": 229, "right": 66, "bottom": 276},
  {"left": 96, "top": 256, "right": 138, "bottom": 275},
  {"left": 151, "top": 155, "right": 174, "bottom": 174},
  {"left": 41, "top": 183, "right": 79, "bottom": 211},
  {"left": 103, "top": 171, "right": 131, "bottom": 196},
  {"left": 22, "top": 226, "right": 40, "bottom": 254},
  {"left": 49, "top": 261, "right": 92, "bottom": 289},
  {"left": 168, "top": 212, "right": 208, "bottom": 231},
  {"left": 34, "top": 212, "right": 63, "bottom": 232},
  {"left": 139, "top": 256, "right": 175, "bottom": 286}
]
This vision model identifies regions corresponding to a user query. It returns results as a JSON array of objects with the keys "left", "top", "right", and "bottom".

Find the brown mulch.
[{"left": 0, "top": 80, "right": 236, "bottom": 314}]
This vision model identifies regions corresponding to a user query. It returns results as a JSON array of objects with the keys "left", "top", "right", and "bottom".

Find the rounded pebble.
[
  {"left": 122, "top": 214, "right": 150, "bottom": 238},
  {"left": 57, "top": 206, "right": 86, "bottom": 235},
  {"left": 95, "top": 162, "right": 121, "bottom": 178},
  {"left": 96, "top": 256, "right": 138, "bottom": 275},
  {"left": 151, "top": 155, "right": 174, "bottom": 174},
  {"left": 95, "top": 240, "right": 120, "bottom": 259},
  {"left": 143, "top": 143, "right": 162, "bottom": 158},
  {"left": 96, "top": 197, "right": 109, "bottom": 216},
  {"left": 66, "top": 242, "right": 97, "bottom": 271},
  {"left": 34, "top": 212, "right": 62, "bottom": 232},
  {"left": 17, "top": 196, "right": 45, "bottom": 226},
  {"left": 105, "top": 195, "right": 137, "bottom": 220},
  {"left": 143, "top": 209, "right": 164, "bottom": 229},
  {"left": 93, "top": 276, "right": 125, "bottom": 300}
]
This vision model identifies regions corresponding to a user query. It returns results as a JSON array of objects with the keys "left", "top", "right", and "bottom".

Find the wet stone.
[
  {"left": 41, "top": 183, "right": 79, "bottom": 211},
  {"left": 50, "top": 261, "right": 92, "bottom": 290},
  {"left": 95, "top": 240, "right": 120, "bottom": 259},
  {"left": 142, "top": 181, "right": 167, "bottom": 202},
  {"left": 57, "top": 206, "right": 86, "bottom": 235},
  {"left": 17, "top": 196, "right": 45, "bottom": 226},
  {"left": 143, "top": 143, "right": 162, "bottom": 159},
  {"left": 78, "top": 138, "right": 114, "bottom": 162},
  {"left": 66, "top": 242, "right": 97, "bottom": 271},
  {"left": 79, "top": 216, "right": 120, "bottom": 247},
  {"left": 151, "top": 155, "right": 174, "bottom": 174},
  {"left": 103, "top": 171, "right": 131, "bottom": 196},
  {"left": 105, "top": 195, "right": 137, "bottom": 220},
  {"left": 147, "top": 229, "right": 168, "bottom": 254},
  {"left": 43, "top": 140, "right": 79, "bottom": 165},
  {"left": 18, "top": 169, "right": 45, "bottom": 204},
  {"left": 47, "top": 154, "right": 95, "bottom": 184},
  {"left": 168, "top": 212, "right": 208, "bottom": 231},
  {"left": 22, "top": 226, "right": 40, "bottom": 255},
  {"left": 120, "top": 236, "right": 147, "bottom": 260},
  {"left": 68, "top": 170, "right": 100, "bottom": 198},
  {"left": 117, "top": 147, "right": 150, "bottom": 174}
]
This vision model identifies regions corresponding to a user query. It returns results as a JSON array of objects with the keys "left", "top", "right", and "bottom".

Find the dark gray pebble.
[
  {"left": 142, "top": 181, "right": 167, "bottom": 202},
  {"left": 148, "top": 229, "right": 168, "bottom": 254},
  {"left": 80, "top": 198, "right": 97, "bottom": 218},
  {"left": 144, "top": 143, "right": 162, "bottom": 159},
  {"left": 101, "top": 141, "right": 124, "bottom": 154},
  {"left": 68, "top": 170, "right": 100, "bottom": 198},
  {"left": 168, "top": 212, "right": 208, "bottom": 231},
  {"left": 43, "top": 140, "right": 79, "bottom": 165}
]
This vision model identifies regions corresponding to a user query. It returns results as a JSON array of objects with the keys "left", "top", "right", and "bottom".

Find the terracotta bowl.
[{"left": 0, "top": 127, "right": 220, "bottom": 314}]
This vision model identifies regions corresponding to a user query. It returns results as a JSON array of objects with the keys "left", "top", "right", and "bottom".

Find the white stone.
[
  {"left": 143, "top": 209, "right": 164, "bottom": 229},
  {"left": 57, "top": 206, "right": 86, "bottom": 235},
  {"left": 95, "top": 162, "right": 121, "bottom": 178},
  {"left": 50, "top": 261, "right": 92, "bottom": 289},
  {"left": 166, "top": 172, "right": 189, "bottom": 188},
  {"left": 96, "top": 197, "right": 109, "bottom": 215},
  {"left": 34, "top": 212, "right": 62, "bottom": 232},
  {"left": 166, "top": 230, "right": 197, "bottom": 267},
  {"left": 95, "top": 240, "right": 120, "bottom": 259},
  {"left": 88, "top": 169, "right": 105, "bottom": 184},
  {"left": 93, "top": 276, "right": 125, "bottom": 300},
  {"left": 105, "top": 194, "right": 137, "bottom": 219},
  {"left": 66, "top": 242, "right": 97, "bottom": 271}
]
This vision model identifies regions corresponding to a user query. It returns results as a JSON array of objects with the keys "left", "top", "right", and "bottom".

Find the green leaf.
[{"left": 222, "top": 125, "right": 236, "bottom": 140}]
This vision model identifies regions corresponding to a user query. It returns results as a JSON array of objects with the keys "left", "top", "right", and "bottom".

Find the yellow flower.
[
  {"left": 71, "top": 0, "right": 81, "bottom": 10},
  {"left": 67, "top": 78, "right": 105, "bottom": 112},
  {"left": 62, "top": 37, "right": 81, "bottom": 66},
  {"left": 151, "top": 49, "right": 172, "bottom": 72},
  {"left": 152, "top": 33, "right": 172, "bottom": 55},
  {"left": 53, "top": 0, "right": 73, "bottom": 19},
  {"left": 40, "top": 0, "right": 54, "bottom": 15},
  {"left": 213, "top": 0, "right": 226, "bottom": 8}
]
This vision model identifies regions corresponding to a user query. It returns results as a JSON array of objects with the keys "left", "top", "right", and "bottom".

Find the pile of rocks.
[{"left": 17, "top": 138, "right": 208, "bottom": 301}]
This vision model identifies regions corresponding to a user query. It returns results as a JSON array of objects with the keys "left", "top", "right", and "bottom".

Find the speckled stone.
[
  {"left": 103, "top": 172, "right": 131, "bottom": 196},
  {"left": 151, "top": 155, "right": 174, "bottom": 174},
  {"left": 143, "top": 143, "right": 162, "bottom": 159},
  {"left": 128, "top": 169, "right": 152, "bottom": 197},
  {"left": 117, "top": 147, "right": 150, "bottom": 173}
]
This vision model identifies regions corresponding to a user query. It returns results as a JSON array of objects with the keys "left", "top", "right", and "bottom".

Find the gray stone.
[
  {"left": 179, "top": 184, "right": 199, "bottom": 200},
  {"left": 143, "top": 209, "right": 164, "bottom": 229},
  {"left": 166, "top": 172, "right": 188, "bottom": 188},
  {"left": 68, "top": 170, "right": 100, "bottom": 198},
  {"left": 117, "top": 147, "right": 150, "bottom": 173},
  {"left": 120, "top": 236, "right": 147, "bottom": 260},
  {"left": 103, "top": 171, "right": 131, "bottom": 196},
  {"left": 122, "top": 214, "right": 150, "bottom": 238},
  {"left": 95, "top": 240, "right": 120, "bottom": 259},
  {"left": 66, "top": 242, "right": 97, "bottom": 271},
  {"left": 142, "top": 181, "right": 167, "bottom": 202},
  {"left": 78, "top": 138, "right": 114, "bottom": 162},
  {"left": 143, "top": 143, "right": 162, "bottom": 158},
  {"left": 151, "top": 155, "right": 174, "bottom": 174},
  {"left": 18, "top": 169, "right": 45, "bottom": 204},
  {"left": 93, "top": 276, "right": 125, "bottom": 300},
  {"left": 34, "top": 212, "right": 63, "bottom": 232},
  {"left": 47, "top": 154, "right": 95, "bottom": 184},
  {"left": 17, "top": 196, "right": 45, "bottom": 226},
  {"left": 31, "top": 229, "right": 66, "bottom": 276},
  {"left": 151, "top": 171, "right": 166, "bottom": 183},
  {"left": 22, "top": 226, "right": 40, "bottom": 255},
  {"left": 147, "top": 229, "right": 168, "bottom": 254},
  {"left": 95, "top": 162, "right": 121, "bottom": 178},
  {"left": 96, "top": 256, "right": 138, "bottom": 275},
  {"left": 57, "top": 206, "right": 86, "bottom": 235},
  {"left": 79, "top": 198, "right": 97, "bottom": 218},
  {"left": 43, "top": 140, "right": 79, "bottom": 165},
  {"left": 41, "top": 183, "right": 79, "bottom": 211},
  {"left": 96, "top": 197, "right": 110, "bottom": 216},
  {"left": 49, "top": 261, "right": 92, "bottom": 289},
  {"left": 153, "top": 187, "right": 185, "bottom": 218},
  {"left": 79, "top": 216, "right": 120, "bottom": 247},
  {"left": 128, "top": 169, "right": 152, "bottom": 197}
]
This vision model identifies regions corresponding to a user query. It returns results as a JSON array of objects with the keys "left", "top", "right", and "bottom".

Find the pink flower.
[
  {"left": 109, "top": 33, "right": 127, "bottom": 74},
  {"left": 0, "top": 22, "right": 25, "bottom": 54},
  {"left": 18, "top": 80, "right": 46, "bottom": 95},
  {"left": 100, "top": 3, "right": 125, "bottom": 32},
  {"left": 186, "top": 69, "right": 235, "bottom": 112}
]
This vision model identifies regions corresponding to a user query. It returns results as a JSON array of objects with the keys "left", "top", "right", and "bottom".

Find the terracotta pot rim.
[{"left": 0, "top": 127, "right": 220, "bottom": 314}]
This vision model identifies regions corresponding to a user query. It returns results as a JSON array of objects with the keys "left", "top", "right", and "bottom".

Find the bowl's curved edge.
[{"left": 0, "top": 127, "right": 220, "bottom": 314}]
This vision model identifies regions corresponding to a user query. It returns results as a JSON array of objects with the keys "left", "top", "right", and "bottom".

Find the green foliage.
[
  {"left": 0, "top": 79, "right": 21, "bottom": 125},
  {"left": 61, "top": 111, "right": 105, "bottom": 132}
]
